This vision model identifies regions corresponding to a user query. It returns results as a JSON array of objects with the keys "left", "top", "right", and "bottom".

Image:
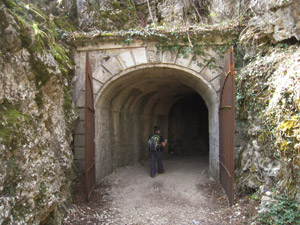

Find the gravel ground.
[{"left": 63, "top": 155, "right": 259, "bottom": 225}]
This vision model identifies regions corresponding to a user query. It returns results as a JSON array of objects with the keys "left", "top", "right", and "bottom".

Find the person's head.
[{"left": 154, "top": 125, "right": 160, "bottom": 134}]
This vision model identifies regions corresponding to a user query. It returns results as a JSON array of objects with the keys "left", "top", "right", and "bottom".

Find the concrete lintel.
[
  {"left": 76, "top": 40, "right": 145, "bottom": 51},
  {"left": 194, "top": 79, "right": 209, "bottom": 96},
  {"left": 202, "top": 88, "right": 219, "bottom": 109}
]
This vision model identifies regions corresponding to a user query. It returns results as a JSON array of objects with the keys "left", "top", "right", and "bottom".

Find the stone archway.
[{"left": 72, "top": 38, "right": 226, "bottom": 182}]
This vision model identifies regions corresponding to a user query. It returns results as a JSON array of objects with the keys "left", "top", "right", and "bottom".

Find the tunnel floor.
[{"left": 64, "top": 155, "right": 258, "bottom": 224}]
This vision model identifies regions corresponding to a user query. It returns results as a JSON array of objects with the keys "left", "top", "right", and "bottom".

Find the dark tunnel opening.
[{"left": 168, "top": 94, "right": 209, "bottom": 156}]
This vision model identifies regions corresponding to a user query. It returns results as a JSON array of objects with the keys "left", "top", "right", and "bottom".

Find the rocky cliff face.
[
  {"left": 235, "top": 0, "right": 300, "bottom": 202},
  {"left": 0, "top": 1, "right": 78, "bottom": 224},
  {"left": 235, "top": 46, "right": 300, "bottom": 200},
  {"left": 241, "top": 0, "right": 300, "bottom": 43}
]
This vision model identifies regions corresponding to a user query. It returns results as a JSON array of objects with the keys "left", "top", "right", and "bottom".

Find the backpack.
[{"left": 148, "top": 134, "right": 161, "bottom": 151}]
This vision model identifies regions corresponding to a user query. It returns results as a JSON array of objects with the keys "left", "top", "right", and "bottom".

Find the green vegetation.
[
  {"left": 0, "top": 103, "right": 31, "bottom": 149},
  {"left": 1, "top": 3, "right": 77, "bottom": 221},
  {"left": 258, "top": 194, "right": 300, "bottom": 224},
  {"left": 3, "top": 0, "right": 75, "bottom": 87},
  {"left": 2, "top": 0, "right": 76, "bottom": 117},
  {"left": 236, "top": 45, "right": 300, "bottom": 197}
]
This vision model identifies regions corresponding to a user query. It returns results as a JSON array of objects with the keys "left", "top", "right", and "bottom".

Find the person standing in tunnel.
[{"left": 148, "top": 126, "right": 167, "bottom": 178}]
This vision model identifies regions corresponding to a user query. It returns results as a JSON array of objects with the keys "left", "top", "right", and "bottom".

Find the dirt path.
[{"left": 64, "top": 155, "right": 258, "bottom": 224}]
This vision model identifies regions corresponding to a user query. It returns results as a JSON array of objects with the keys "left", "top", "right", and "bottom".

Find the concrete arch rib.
[
  {"left": 94, "top": 63, "right": 220, "bottom": 181},
  {"left": 96, "top": 64, "right": 218, "bottom": 110}
]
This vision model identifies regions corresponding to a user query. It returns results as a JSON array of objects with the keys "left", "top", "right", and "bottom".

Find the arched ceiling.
[{"left": 97, "top": 67, "right": 206, "bottom": 116}]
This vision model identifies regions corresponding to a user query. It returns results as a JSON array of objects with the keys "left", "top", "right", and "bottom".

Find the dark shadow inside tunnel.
[{"left": 168, "top": 94, "right": 209, "bottom": 156}]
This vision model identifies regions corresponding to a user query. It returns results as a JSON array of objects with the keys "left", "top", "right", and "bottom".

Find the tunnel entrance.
[
  {"left": 93, "top": 64, "right": 220, "bottom": 181},
  {"left": 73, "top": 40, "right": 236, "bottom": 203},
  {"left": 168, "top": 94, "right": 209, "bottom": 156}
]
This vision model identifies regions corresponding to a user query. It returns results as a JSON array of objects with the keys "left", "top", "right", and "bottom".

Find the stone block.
[
  {"left": 117, "top": 51, "right": 135, "bottom": 69},
  {"left": 132, "top": 47, "right": 148, "bottom": 65},
  {"left": 206, "top": 47, "right": 223, "bottom": 66},
  {"left": 78, "top": 108, "right": 85, "bottom": 120},
  {"left": 189, "top": 56, "right": 207, "bottom": 73},
  {"left": 175, "top": 54, "right": 193, "bottom": 67},
  {"left": 74, "top": 147, "right": 85, "bottom": 160},
  {"left": 210, "top": 75, "right": 221, "bottom": 92},
  {"left": 93, "top": 79, "right": 102, "bottom": 96},
  {"left": 194, "top": 78, "right": 209, "bottom": 95},
  {"left": 102, "top": 56, "right": 122, "bottom": 75},
  {"left": 74, "top": 121, "right": 85, "bottom": 135},
  {"left": 201, "top": 67, "right": 221, "bottom": 82},
  {"left": 93, "top": 66, "right": 112, "bottom": 83},
  {"left": 74, "top": 134, "right": 85, "bottom": 147},
  {"left": 74, "top": 159, "right": 85, "bottom": 174},
  {"left": 162, "top": 51, "right": 177, "bottom": 64},
  {"left": 146, "top": 44, "right": 161, "bottom": 63},
  {"left": 75, "top": 91, "right": 85, "bottom": 107}
]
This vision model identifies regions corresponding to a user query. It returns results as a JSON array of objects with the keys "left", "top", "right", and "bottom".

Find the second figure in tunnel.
[{"left": 148, "top": 125, "right": 167, "bottom": 178}]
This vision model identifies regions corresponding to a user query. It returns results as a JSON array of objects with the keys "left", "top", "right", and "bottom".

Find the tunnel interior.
[
  {"left": 95, "top": 66, "right": 216, "bottom": 180},
  {"left": 168, "top": 94, "right": 209, "bottom": 156}
]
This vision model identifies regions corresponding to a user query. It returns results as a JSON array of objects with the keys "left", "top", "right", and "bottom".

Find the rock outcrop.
[
  {"left": 241, "top": 0, "right": 300, "bottom": 44},
  {"left": 235, "top": 45, "right": 300, "bottom": 202},
  {"left": 0, "top": 1, "right": 78, "bottom": 224}
]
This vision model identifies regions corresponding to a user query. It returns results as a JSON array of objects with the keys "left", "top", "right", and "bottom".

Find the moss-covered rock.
[
  {"left": 235, "top": 44, "right": 300, "bottom": 200},
  {"left": 0, "top": 1, "right": 78, "bottom": 224}
]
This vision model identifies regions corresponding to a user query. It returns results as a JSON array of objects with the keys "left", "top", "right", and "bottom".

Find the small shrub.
[{"left": 258, "top": 194, "right": 300, "bottom": 225}]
